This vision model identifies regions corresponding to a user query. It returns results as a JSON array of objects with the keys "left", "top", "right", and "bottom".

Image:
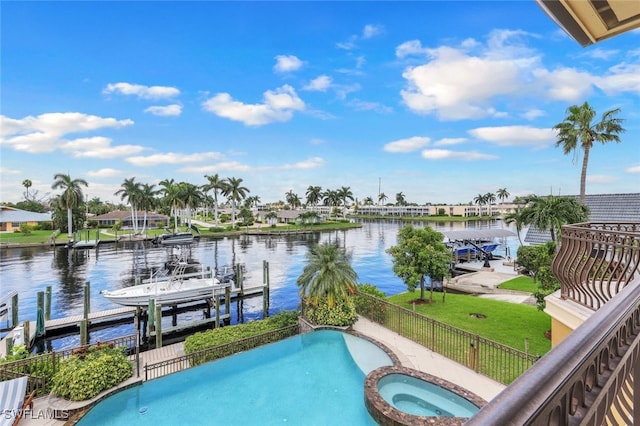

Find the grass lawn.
[
  {"left": 388, "top": 291, "right": 551, "bottom": 356},
  {"left": 498, "top": 276, "right": 538, "bottom": 293}
]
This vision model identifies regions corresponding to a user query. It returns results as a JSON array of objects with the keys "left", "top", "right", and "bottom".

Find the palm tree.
[
  {"left": 138, "top": 183, "right": 158, "bottom": 233},
  {"left": 177, "top": 182, "right": 202, "bottom": 229},
  {"left": 553, "top": 102, "right": 625, "bottom": 202},
  {"left": 363, "top": 196, "right": 374, "bottom": 206},
  {"left": 473, "top": 193, "right": 486, "bottom": 216},
  {"left": 223, "top": 177, "right": 250, "bottom": 228},
  {"left": 337, "top": 186, "right": 354, "bottom": 218},
  {"left": 285, "top": 190, "right": 301, "bottom": 209},
  {"left": 485, "top": 192, "right": 496, "bottom": 217},
  {"left": 378, "top": 192, "right": 388, "bottom": 206},
  {"left": 203, "top": 174, "right": 228, "bottom": 226},
  {"left": 159, "top": 178, "right": 181, "bottom": 230},
  {"left": 395, "top": 192, "right": 406, "bottom": 206},
  {"left": 504, "top": 207, "right": 526, "bottom": 246},
  {"left": 305, "top": 185, "right": 323, "bottom": 209},
  {"left": 52, "top": 173, "right": 88, "bottom": 239},
  {"left": 265, "top": 210, "right": 278, "bottom": 226},
  {"left": 114, "top": 177, "right": 142, "bottom": 234},
  {"left": 497, "top": 188, "right": 510, "bottom": 204},
  {"left": 322, "top": 189, "right": 340, "bottom": 217},
  {"left": 296, "top": 242, "right": 357, "bottom": 307},
  {"left": 520, "top": 194, "right": 590, "bottom": 243},
  {"left": 22, "top": 179, "right": 32, "bottom": 199}
]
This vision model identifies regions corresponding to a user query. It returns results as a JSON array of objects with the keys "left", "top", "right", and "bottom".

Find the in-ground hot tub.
[{"left": 364, "top": 366, "right": 486, "bottom": 426}]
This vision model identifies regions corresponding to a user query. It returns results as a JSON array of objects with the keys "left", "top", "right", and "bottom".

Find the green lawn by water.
[{"left": 388, "top": 291, "right": 551, "bottom": 356}]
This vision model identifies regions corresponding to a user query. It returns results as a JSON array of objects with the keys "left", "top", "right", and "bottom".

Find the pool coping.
[{"left": 364, "top": 366, "right": 487, "bottom": 426}]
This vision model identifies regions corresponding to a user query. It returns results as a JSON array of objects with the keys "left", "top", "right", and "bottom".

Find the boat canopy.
[{"left": 440, "top": 229, "right": 516, "bottom": 241}]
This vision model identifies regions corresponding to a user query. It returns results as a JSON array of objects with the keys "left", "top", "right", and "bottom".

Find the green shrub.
[
  {"left": 209, "top": 226, "right": 226, "bottom": 233},
  {"left": 51, "top": 346, "right": 132, "bottom": 401},
  {"left": 304, "top": 297, "right": 358, "bottom": 327},
  {"left": 354, "top": 284, "right": 387, "bottom": 323}
]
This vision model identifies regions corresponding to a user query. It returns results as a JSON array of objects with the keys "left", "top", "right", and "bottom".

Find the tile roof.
[
  {"left": 0, "top": 206, "right": 52, "bottom": 223},
  {"left": 524, "top": 193, "right": 640, "bottom": 245}
]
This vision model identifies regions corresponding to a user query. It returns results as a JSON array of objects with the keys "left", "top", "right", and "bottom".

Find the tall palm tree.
[
  {"left": 115, "top": 177, "right": 142, "bottom": 234},
  {"left": 296, "top": 242, "right": 357, "bottom": 307},
  {"left": 177, "top": 182, "right": 203, "bottom": 229},
  {"left": 322, "top": 189, "right": 340, "bottom": 217},
  {"left": 363, "top": 196, "right": 374, "bottom": 206},
  {"left": 497, "top": 188, "right": 510, "bottom": 204},
  {"left": 203, "top": 174, "right": 227, "bottom": 226},
  {"left": 395, "top": 192, "right": 406, "bottom": 206},
  {"left": 22, "top": 179, "right": 32, "bottom": 199},
  {"left": 52, "top": 173, "right": 88, "bottom": 239},
  {"left": 485, "top": 192, "right": 496, "bottom": 217},
  {"left": 305, "top": 185, "right": 323, "bottom": 209},
  {"left": 223, "top": 177, "right": 249, "bottom": 228},
  {"left": 337, "top": 186, "right": 354, "bottom": 218},
  {"left": 159, "top": 178, "right": 181, "bottom": 230},
  {"left": 504, "top": 207, "right": 526, "bottom": 246},
  {"left": 138, "top": 183, "right": 158, "bottom": 233},
  {"left": 520, "top": 194, "right": 590, "bottom": 243},
  {"left": 473, "top": 193, "right": 486, "bottom": 216},
  {"left": 378, "top": 192, "right": 388, "bottom": 206},
  {"left": 553, "top": 101, "right": 625, "bottom": 202},
  {"left": 285, "top": 190, "right": 300, "bottom": 209}
]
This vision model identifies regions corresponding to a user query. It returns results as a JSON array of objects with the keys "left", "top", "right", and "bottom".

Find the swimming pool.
[{"left": 77, "top": 330, "right": 393, "bottom": 425}]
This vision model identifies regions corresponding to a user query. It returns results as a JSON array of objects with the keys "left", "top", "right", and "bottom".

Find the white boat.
[
  {"left": 152, "top": 225, "right": 201, "bottom": 246},
  {"left": 101, "top": 263, "right": 232, "bottom": 307}
]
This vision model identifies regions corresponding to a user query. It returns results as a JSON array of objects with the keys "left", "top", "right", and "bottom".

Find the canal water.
[{"left": 0, "top": 219, "right": 520, "bottom": 350}]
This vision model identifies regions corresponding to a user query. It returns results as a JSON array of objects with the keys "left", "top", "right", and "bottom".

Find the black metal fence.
[
  {"left": 144, "top": 325, "right": 299, "bottom": 381},
  {"left": 0, "top": 334, "right": 138, "bottom": 396},
  {"left": 355, "top": 292, "right": 539, "bottom": 384}
]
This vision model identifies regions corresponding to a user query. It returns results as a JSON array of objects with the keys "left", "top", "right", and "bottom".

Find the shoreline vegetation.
[{"left": 0, "top": 215, "right": 495, "bottom": 248}]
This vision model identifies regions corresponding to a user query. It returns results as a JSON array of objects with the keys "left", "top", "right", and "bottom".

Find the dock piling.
[
  {"left": 11, "top": 293, "right": 18, "bottom": 328},
  {"left": 154, "top": 303, "right": 162, "bottom": 348},
  {"left": 83, "top": 281, "right": 91, "bottom": 320},
  {"left": 45, "top": 286, "right": 52, "bottom": 320},
  {"left": 79, "top": 319, "right": 88, "bottom": 345}
]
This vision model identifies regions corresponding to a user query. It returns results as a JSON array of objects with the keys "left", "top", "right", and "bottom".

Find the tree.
[
  {"left": 138, "top": 183, "right": 158, "bottom": 233},
  {"left": 296, "top": 242, "right": 358, "bottom": 307},
  {"left": 114, "top": 178, "right": 142, "bottom": 234},
  {"left": 223, "top": 177, "right": 249, "bottom": 228},
  {"left": 387, "top": 225, "right": 452, "bottom": 303},
  {"left": 497, "top": 188, "right": 510, "bottom": 204},
  {"left": 520, "top": 194, "right": 590, "bottom": 243},
  {"left": 363, "top": 196, "right": 374, "bottom": 206},
  {"left": 51, "top": 173, "right": 88, "bottom": 239},
  {"left": 485, "top": 192, "right": 496, "bottom": 217},
  {"left": 473, "top": 194, "right": 486, "bottom": 216},
  {"left": 395, "top": 192, "right": 406, "bottom": 206},
  {"left": 203, "top": 174, "right": 227, "bottom": 226},
  {"left": 285, "top": 190, "right": 301, "bottom": 209},
  {"left": 553, "top": 102, "right": 625, "bottom": 202},
  {"left": 503, "top": 207, "right": 526, "bottom": 246},
  {"left": 22, "top": 179, "right": 32, "bottom": 199},
  {"left": 337, "top": 186, "right": 354, "bottom": 218},
  {"left": 159, "top": 179, "right": 182, "bottom": 230},
  {"left": 305, "top": 185, "right": 323, "bottom": 208},
  {"left": 378, "top": 192, "right": 388, "bottom": 206},
  {"left": 177, "top": 182, "right": 202, "bottom": 229}
]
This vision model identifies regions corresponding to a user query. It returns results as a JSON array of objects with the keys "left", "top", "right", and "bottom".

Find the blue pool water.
[
  {"left": 378, "top": 374, "right": 479, "bottom": 418},
  {"left": 78, "top": 330, "right": 393, "bottom": 425}
]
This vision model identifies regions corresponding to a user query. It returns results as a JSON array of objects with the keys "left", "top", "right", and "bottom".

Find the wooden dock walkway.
[{"left": 44, "top": 306, "right": 138, "bottom": 331}]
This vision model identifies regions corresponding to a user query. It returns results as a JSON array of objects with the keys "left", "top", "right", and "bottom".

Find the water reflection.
[{"left": 1, "top": 219, "right": 521, "bottom": 347}]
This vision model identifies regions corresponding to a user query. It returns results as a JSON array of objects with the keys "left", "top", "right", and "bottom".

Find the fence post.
[{"left": 468, "top": 342, "right": 477, "bottom": 370}]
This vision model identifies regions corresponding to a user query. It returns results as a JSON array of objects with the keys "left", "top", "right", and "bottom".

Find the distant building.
[
  {"left": 92, "top": 210, "right": 168, "bottom": 230},
  {"left": 0, "top": 205, "right": 53, "bottom": 232},
  {"left": 524, "top": 193, "right": 640, "bottom": 245}
]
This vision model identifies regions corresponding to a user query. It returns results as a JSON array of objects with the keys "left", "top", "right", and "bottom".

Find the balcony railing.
[
  {"left": 467, "top": 222, "right": 640, "bottom": 425},
  {"left": 552, "top": 222, "right": 640, "bottom": 311}
]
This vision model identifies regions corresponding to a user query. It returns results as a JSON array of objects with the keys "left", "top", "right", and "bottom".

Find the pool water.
[
  {"left": 78, "top": 330, "right": 393, "bottom": 425},
  {"left": 378, "top": 374, "right": 479, "bottom": 418}
]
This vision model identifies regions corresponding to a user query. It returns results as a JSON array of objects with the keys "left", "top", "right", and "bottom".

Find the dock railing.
[
  {"left": 144, "top": 325, "right": 299, "bottom": 381},
  {"left": 0, "top": 334, "right": 137, "bottom": 396},
  {"left": 355, "top": 292, "right": 540, "bottom": 385}
]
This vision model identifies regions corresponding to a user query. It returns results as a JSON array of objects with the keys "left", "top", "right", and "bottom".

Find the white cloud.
[
  {"left": 103, "top": 82, "right": 180, "bottom": 99},
  {"left": 61, "top": 136, "right": 145, "bottom": 159},
  {"left": 281, "top": 157, "right": 325, "bottom": 169},
  {"left": 144, "top": 104, "right": 183, "bottom": 116},
  {"left": 469, "top": 125, "right": 556, "bottom": 148},
  {"left": 533, "top": 67, "right": 594, "bottom": 101},
  {"left": 202, "top": 85, "right": 305, "bottom": 126},
  {"left": 274, "top": 55, "right": 304, "bottom": 73},
  {"left": 363, "top": 24, "right": 384, "bottom": 39},
  {"left": 626, "top": 165, "right": 640, "bottom": 173},
  {"left": 347, "top": 99, "right": 393, "bottom": 114},
  {"left": 595, "top": 63, "right": 640, "bottom": 95},
  {"left": 384, "top": 136, "right": 430, "bottom": 153},
  {"left": 522, "top": 109, "right": 546, "bottom": 120},
  {"left": 395, "top": 40, "right": 429, "bottom": 58},
  {"left": 587, "top": 175, "right": 617, "bottom": 183},
  {"left": 86, "top": 168, "right": 124, "bottom": 178},
  {"left": 0, "top": 167, "right": 20, "bottom": 175},
  {"left": 581, "top": 48, "right": 620, "bottom": 60},
  {"left": 126, "top": 152, "right": 224, "bottom": 167},
  {"left": 180, "top": 161, "right": 252, "bottom": 174},
  {"left": 433, "top": 137, "right": 467, "bottom": 146},
  {"left": 0, "top": 112, "right": 133, "bottom": 153},
  {"left": 304, "top": 75, "right": 332, "bottom": 92},
  {"left": 421, "top": 149, "right": 497, "bottom": 161}
]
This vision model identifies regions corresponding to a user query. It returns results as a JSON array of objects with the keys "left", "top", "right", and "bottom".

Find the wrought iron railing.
[
  {"left": 468, "top": 222, "right": 640, "bottom": 425},
  {"left": 552, "top": 222, "right": 640, "bottom": 310},
  {"left": 355, "top": 293, "right": 539, "bottom": 384}
]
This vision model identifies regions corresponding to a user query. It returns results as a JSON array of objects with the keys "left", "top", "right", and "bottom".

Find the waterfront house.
[{"left": 0, "top": 205, "right": 52, "bottom": 232}]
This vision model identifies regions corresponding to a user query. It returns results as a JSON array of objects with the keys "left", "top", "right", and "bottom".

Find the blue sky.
[{"left": 1, "top": 1, "right": 639, "bottom": 206}]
